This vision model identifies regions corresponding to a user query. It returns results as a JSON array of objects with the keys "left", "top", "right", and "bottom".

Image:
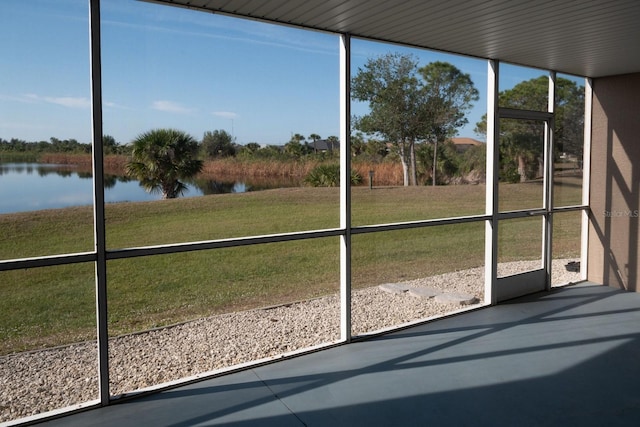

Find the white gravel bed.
[{"left": 0, "top": 259, "right": 580, "bottom": 423}]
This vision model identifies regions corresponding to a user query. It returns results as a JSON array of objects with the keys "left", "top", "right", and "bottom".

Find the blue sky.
[{"left": 0, "top": 0, "right": 581, "bottom": 146}]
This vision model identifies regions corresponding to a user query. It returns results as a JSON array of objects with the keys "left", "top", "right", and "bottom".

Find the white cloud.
[
  {"left": 23, "top": 93, "right": 39, "bottom": 102},
  {"left": 5, "top": 93, "right": 91, "bottom": 108},
  {"left": 43, "top": 96, "right": 91, "bottom": 108},
  {"left": 212, "top": 111, "right": 239, "bottom": 119},
  {"left": 103, "top": 100, "right": 131, "bottom": 110},
  {"left": 152, "top": 100, "right": 193, "bottom": 114}
]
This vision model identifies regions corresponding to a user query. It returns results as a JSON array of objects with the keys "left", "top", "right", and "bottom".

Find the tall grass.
[
  {"left": 35, "top": 153, "right": 406, "bottom": 186},
  {"left": 201, "top": 158, "right": 403, "bottom": 185},
  {"left": 200, "top": 157, "right": 320, "bottom": 179},
  {"left": 39, "top": 153, "right": 128, "bottom": 175},
  {"left": 352, "top": 161, "right": 404, "bottom": 186},
  {"left": 0, "top": 152, "right": 39, "bottom": 162}
]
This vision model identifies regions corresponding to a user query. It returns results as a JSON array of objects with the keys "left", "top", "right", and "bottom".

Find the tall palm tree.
[
  {"left": 308, "top": 133, "right": 321, "bottom": 153},
  {"left": 126, "top": 129, "right": 203, "bottom": 199}
]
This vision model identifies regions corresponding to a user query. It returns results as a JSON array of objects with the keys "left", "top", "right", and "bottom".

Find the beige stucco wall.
[{"left": 588, "top": 73, "right": 640, "bottom": 291}]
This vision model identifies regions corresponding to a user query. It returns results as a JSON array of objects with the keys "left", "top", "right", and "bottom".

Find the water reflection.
[{"left": 0, "top": 163, "right": 299, "bottom": 214}]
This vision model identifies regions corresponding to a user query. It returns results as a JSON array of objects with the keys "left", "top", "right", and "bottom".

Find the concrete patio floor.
[{"left": 37, "top": 281, "right": 640, "bottom": 426}]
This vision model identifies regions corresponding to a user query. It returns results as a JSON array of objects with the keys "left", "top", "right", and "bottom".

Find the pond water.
[{"left": 0, "top": 163, "right": 294, "bottom": 214}]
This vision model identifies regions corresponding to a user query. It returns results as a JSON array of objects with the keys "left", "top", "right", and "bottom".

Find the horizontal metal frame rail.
[
  {"left": 0, "top": 216, "right": 482, "bottom": 271},
  {"left": 499, "top": 107, "right": 554, "bottom": 121},
  {"left": 0, "top": 252, "right": 97, "bottom": 271},
  {"left": 0, "top": 206, "right": 589, "bottom": 272}
]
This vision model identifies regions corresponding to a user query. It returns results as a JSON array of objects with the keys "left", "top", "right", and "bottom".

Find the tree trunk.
[
  {"left": 537, "top": 157, "right": 544, "bottom": 178},
  {"left": 409, "top": 140, "right": 417, "bottom": 186},
  {"left": 399, "top": 143, "right": 409, "bottom": 186},
  {"left": 432, "top": 140, "right": 439, "bottom": 186},
  {"left": 518, "top": 155, "right": 527, "bottom": 182}
]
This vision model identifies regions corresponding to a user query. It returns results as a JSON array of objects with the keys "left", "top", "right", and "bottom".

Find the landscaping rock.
[
  {"left": 408, "top": 287, "right": 442, "bottom": 298},
  {"left": 435, "top": 292, "right": 479, "bottom": 305},
  {"left": 379, "top": 283, "right": 411, "bottom": 294}
]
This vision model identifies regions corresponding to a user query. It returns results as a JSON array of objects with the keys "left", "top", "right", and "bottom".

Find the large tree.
[
  {"left": 126, "top": 128, "right": 203, "bottom": 199},
  {"left": 418, "top": 62, "right": 479, "bottom": 185},
  {"left": 352, "top": 53, "right": 478, "bottom": 185},
  {"left": 352, "top": 53, "right": 423, "bottom": 185},
  {"left": 202, "top": 129, "right": 236, "bottom": 158}
]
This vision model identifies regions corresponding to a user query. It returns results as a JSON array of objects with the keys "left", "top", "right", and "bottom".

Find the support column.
[
  {"left": 581, "top": 78, "right": 593, "bottom": 281},
  {"left": 544, "top": 71, "right": 556, "bottom": 290},
  {"left": 484, "top": 60, "right": 499, "bottom": 305},
  {"left": 89, "top": 0, "right": 109, "bottom": 405},
  {"left": 339, "top": 34, "right": 352, "bottom": 342}
]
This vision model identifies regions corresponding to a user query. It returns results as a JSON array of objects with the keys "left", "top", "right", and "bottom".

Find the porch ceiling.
[{"left": 144, "top": 0, "right": 640, "bottom": 78}]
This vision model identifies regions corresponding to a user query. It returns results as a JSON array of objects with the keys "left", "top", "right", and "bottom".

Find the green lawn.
[{"left": 0, "top": 182, "right": 582, "bottom": 354}]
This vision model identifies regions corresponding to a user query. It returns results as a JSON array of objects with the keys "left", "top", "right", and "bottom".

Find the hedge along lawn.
[{"left": 0, "top": 183, "right": 581, "bottom": 354}]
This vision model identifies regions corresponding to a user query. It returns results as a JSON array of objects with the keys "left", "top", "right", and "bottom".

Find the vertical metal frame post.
[
  {"left": 89, "top": 0, "right": 109, "bottom": 405},
  {"left": 581, "top": 78, "right": 593, "bottom": 281},
  {"left": 339, "top": 34, "right": 352, "bottom": 342},
  {"left": 484, "top": 60, "right": 499, "bottom": 305},
  {"left": 544, "top": 71, "right": 556, "bottom": 290}
]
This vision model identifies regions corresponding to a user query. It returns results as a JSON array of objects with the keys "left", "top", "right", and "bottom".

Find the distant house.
[
  {"left": 313, "top": 139, "right": 340, "bottom": 152},
  {"left": 449, "top": 137, "right": 483, "bottom": 153}
]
